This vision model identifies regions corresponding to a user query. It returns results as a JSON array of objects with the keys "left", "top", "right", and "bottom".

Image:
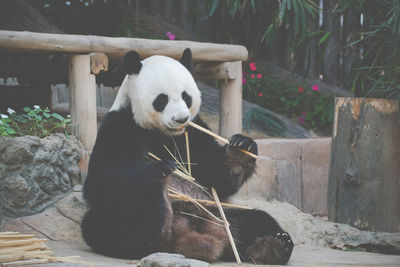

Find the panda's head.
[{"left": 111, "top": 49, "right": 201, "bottom": 136}]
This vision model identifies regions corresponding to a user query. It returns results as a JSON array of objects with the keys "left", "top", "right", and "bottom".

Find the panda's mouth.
[{"left": 166, "top": 124, "right": 186, "bottom": 134}]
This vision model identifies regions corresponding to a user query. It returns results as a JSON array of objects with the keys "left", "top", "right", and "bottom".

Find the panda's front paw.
[
  {"left": 159, "top": 160, "right": 178, "bottom": 177},
  {"left": 228, "top": 134, "right": 258, "bottom": 155}
]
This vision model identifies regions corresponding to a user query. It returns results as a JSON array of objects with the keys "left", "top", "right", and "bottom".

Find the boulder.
[{"left": 0, "top": 133, "right": 82, "bottom": 217}]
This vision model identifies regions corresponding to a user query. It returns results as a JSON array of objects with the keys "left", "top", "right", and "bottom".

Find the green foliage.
[
  {"left": 242, "top": 63, "right": 334, "bottom": 136},
  {"left": 0, "top": 106, "right": 73, "bottom": 138},
  {"left": 207, "top": 0, "right": 317, "bottom": 53},
  {"left": 348, "top": 0, "right": 400, "bottom": 107}
]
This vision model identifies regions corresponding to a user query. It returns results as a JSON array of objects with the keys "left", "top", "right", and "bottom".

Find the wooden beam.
[
  {"left": 219, "top": 61, "right": 242, "bottom": 138},
  {"left": 193, "top": 62, "right": 236, "bottom": 81},
  {"left": 0, "top": 30, "right": 248, "bottom": 62},
  {"left": 90, "top": 53, "right": 108, "bottom": 75},
  {"left": 69, "top": 54, "right": 97, "bottom": 151}
]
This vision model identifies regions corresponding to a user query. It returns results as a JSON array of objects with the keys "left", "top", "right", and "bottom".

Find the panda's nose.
[{"left": 173, "top": 116, "right": 189, "bottom": 124}]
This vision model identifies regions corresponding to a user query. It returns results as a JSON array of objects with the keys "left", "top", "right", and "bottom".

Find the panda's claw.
[
  {"left": 159, "top": 160, "right": 178, "bottom": 177},
  {"left": 228, "top": 134, "right": 258, "bottom": 155}
]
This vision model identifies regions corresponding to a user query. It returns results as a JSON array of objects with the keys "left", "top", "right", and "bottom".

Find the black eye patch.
[
  {"left": 153, "top": 94, "right": 168, "bottom": 112},
  {"left": 182, "top": 91, "right": 192, "bottom": 108}
]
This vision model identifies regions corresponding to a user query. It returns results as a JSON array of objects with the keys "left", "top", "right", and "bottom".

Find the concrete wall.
[{"left": 234, "top": 138, "right": 331, "bottom": 216}]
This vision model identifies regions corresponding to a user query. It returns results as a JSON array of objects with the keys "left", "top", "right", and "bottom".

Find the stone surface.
[
  {"left": 0, "top": 134, "right": 82, "bottom": 217},
  {"left": 141, "top": 253, "right": 209, "bottom": 267},
  {"left": 302, "top": 138, "right": 331, "bottom": 215},
  {"left": 235, "top": 138, "right": 331, "bottom": 216},
  {"left": 232, "top": 197, "right": 400, "bottom": 255}
]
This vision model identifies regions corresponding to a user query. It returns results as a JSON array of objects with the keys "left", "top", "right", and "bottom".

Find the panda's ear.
[
  {"left": 122, "top": 51, "right": 142, "bottom": 75},
  {"left": 179, "top": 48, "right": 193, "bottom": 72}
]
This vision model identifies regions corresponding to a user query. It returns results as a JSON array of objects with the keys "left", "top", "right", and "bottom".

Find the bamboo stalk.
[
  {"left": 43, "top": 255, "right": 96, "bottom": 266},
  {"left": 2, "top": 258, "right": 49, "bottom": 265},
  {"left": 168, "top": 186, "right": 224, "bottom": 224},
  {"left": 0, "top": 243, "right": 49, "bottom": 255},
  {"left": 184, "top": 131, "right": 192, "bottom": 176},
  {"left": 0, "top": 238, "right": 47, "bottom": 248},
  {"left": 188, "top": 121, "right": 258, "bottom": 159},
  {"left": 211, "top": 187, "right": 242, "bottom": 264},
  {"left": 168, "top": 193, "right": 252, "bottom": 210},
  {"left": 148, "top": 152, "right": 195, "bottom": 181},
  {"left": 0, "top": 234, "right": 36, "bottom": 239},
  {"left": 0, "top": 250, "right": 53, "bottom": 263}
]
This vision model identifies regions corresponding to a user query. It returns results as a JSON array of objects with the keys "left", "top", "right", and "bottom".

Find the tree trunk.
[
  {"left": 307, "top": 0, "right": 320, "bottom": 79},
  {"left": 328, "top": 97, "right": 400, "bottom": 232},
  {"left": 342, "top": 6, "right": 361, "bottom": 91},
  {"left": 322, "top": 0, "right": 341, "bottom": 86}
]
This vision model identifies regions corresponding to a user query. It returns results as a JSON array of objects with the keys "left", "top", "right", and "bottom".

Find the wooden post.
[
  {"left": 219, "top": 61, "right": 242, "bottom": 138},
  {"left": 69, "top": 54, "right": 97, "bottom": 178},
  {"left": 328, "top": 97, "right": 400, "bottom": 232}
]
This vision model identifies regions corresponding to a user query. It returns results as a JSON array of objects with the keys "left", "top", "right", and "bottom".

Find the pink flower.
[
  {"left": 249, "top": 62, "right": 256, "bottom": 71},
  {"left": 242, "top": 77, "right": 247, "bottom": 85},
  {"left": 256, "top": 73, "right": 262, "bottom": 79},
  {"left": 258, "top": 92, "right": 263, "bottom": 97},
  {"left": 298, "top": 87, "right": 303, "bottom": 93},
  {"left": 312, "top": 84, "right": 319, "bottom": 91},
  {"left": 166, "top": 32, "right": 175, "bottom": 40},
  {"left": 302, "top": 111, "right": 306, "bottom": 116},
  {"left": 251, "top": 74, "right": 255, "bottom": 79},
  {"left": 298, "top": 117, "right": 305, "bottom": 124}
]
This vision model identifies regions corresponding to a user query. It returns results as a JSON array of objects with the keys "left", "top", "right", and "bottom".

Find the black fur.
[
  {"left": 122, "top": 51, "right": 142, "bottom": 75},
  {"left": 181, "top": 91, "right": 192, "bottom": 108},
  {"left": 179, "top": 48, "right": 193, "bottom": 71},
  {"left": 153, "top": 93, "right": 169, "bottom": 112},
  {"left": 82, "top": 104, "right": 294, "bottom": 264}
]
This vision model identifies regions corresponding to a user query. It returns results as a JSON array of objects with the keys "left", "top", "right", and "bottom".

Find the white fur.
[{"left": 110, "top": 55, "right": 201, "bottom": 136}]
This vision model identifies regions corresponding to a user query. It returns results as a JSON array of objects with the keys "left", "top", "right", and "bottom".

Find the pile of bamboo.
[{"left": 0, "top": 232, "right": 94, "bottom": 266}]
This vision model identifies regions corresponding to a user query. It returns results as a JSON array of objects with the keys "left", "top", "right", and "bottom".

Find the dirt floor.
[{"left": 1, "top": 190, "right": 399, "bottom": 266}]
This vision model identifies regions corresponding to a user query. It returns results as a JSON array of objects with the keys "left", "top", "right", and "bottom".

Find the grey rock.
[
  {"left": 141, "top": 253, "right": 209, "bottom": 267},
  {"left": 0, "top": 134, "right": 82, "bottom": 217}
]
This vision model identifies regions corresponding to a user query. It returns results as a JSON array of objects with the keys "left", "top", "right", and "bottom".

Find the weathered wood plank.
[{"left": 0, "top": 30, "right": 248, "bottom": 62}]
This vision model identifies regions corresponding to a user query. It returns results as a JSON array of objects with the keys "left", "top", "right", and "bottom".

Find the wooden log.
[
  {"left": 193, "top": 62, "right": 236, "bottom": 81},
  {"left": 0, "top": 30, "right": 248, "bottom": 62},
  {"left": 90, "top": 53, "right": 108, "bottom": 75},
  {"left": 69, "top": 54, "right": 97, "bottom": 151},
  {"left": 328, "top": 97, "right": 400, "bottom": 232},
  {"left": 219, "top": 61, "right": 242, "bottom": 138}
]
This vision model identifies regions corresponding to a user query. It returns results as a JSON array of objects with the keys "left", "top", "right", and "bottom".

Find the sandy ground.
[{"left": 1, "top": 192, "right": 399, "bottom": 266}]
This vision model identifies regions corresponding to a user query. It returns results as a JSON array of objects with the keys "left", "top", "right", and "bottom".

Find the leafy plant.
[
  {"left": 348, "top": 0, "right": 400, "bottom": 107},
  {"left": 242, "top": 62, "right": 334, "bottom": 135},
  {"left": 0, "top": 106, "right": 73, "bottom": 138}
]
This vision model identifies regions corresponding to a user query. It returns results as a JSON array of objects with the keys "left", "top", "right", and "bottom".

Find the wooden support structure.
[
  {"left": 219, "top": 61, "right": 243, "bottom": 138},
  {"left": 0, "top": 30, "right": 248, "bottom": 179},
  {"left": 193, "top": 62, "right": 236, "bottom": 81},
  {"left": 328, "top": 97, "right": 400, "bottom": 232},
  {"left": 69, "top": 54, "right": 99, "bottom": 175},
  {"left": 0, "top": 30, "right": 247, "bottom": 62}
]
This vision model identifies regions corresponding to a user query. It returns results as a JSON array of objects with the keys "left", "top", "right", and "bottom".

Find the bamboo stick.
[
  {"left": 148, "top": 152, "right": 195, "bottom": 181},
  {"left": 0, "top": 243, "right": 48, "bottom": 255},
  {"left": 184, "top": 131, "right": 192, "bottom": 176},
  {"left": 0, "top": 238, "right": 47, "bottom": 248},
  {"left": 188, "top": 121, "right": 258, "bottom": 159},
  {"left": 0, "top": 234, "right": 36, "bottom": 239},
  {"left": 168, "top": 193, "right": 252, "bottom": 210},
  {"left": 2, "top": 258, "right": 49, "bottom": 265},
  {"left": 0, "top": 250, "right": 53, "bottom": 263},
  {"left": 211, "top": 187, "right": 242, "bottom": 264}
]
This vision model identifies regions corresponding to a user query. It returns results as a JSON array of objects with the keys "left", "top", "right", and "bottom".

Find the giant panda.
[{"left": 81, "top": 49, "right": 294, "bottom": 265}]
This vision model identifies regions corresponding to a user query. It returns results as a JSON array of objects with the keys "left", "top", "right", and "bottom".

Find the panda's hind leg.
[
  {"left": 225, "top": 208, "right": 294, "bottom": 265},
  {"left": 245, "top": 231, "right": 293, "bottom": 265},
  {"left": 170, "top": 205, "right": 229, "bottom": 262}
]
